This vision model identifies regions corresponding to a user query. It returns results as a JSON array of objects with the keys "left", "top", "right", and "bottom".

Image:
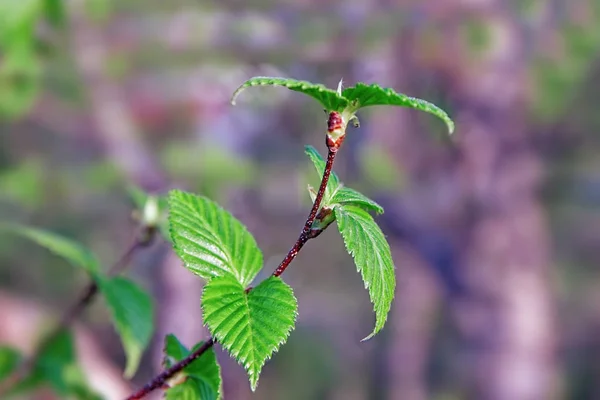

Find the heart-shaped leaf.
[
  {"left": 201, "top": 275, "right": 298, "bottom": 391},
  {"left": 168, "top": 190, "right": 263, "bottom": 287},
  {"left": 231, "top": 77, "right": 348, "bottom": 113},
  {"left": 98, "top": 276, "right": 154, "bottom": 378},
  {"left": 334, "top": 205, "right": 395, "bottom": 340}
]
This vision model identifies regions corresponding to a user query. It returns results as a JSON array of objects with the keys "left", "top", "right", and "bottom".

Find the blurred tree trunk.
[
  {"left": 441, "top": 3, "right": 558, "bottom": 399},
  {"left": 370, "top": 1, "right": 558, "bottom": 399},
  {"left": 68, "top": 3, "right": 206, "bottom": 394},
  {"left": 385, "top": 245, "right": 440, "bottom": 400}
]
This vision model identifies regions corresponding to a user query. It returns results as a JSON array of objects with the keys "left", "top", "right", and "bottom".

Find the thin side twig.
[
  {"left": 125, "top": 140, "right": 340, "bottom": 400},
  {"left": 272, "top": 146, "right": 337, "bottom": 277},
  {"left": 126, "top": 338, "right": 215, "bottom": 400},
  {"left": 0, "top": 226, "right": 155, "bottom": 396}
]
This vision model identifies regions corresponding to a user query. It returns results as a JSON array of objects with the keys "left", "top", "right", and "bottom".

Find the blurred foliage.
[
  {"left": 8, "top": 331, "right": 101, "bottom": 399},
  {"left": 161, "top": 141, "right": 258, "bottom": 200},
  {"left": 531, "top": 1, "right": 600, "bottom": 120},
  {"left": 0, "top": 158, "right": 45, "bottom": 208},
  {"left": 358, "top": 143, "right": 406, "bottom": 192},
  {"left": 0, "top": 347, "right": 21, "bottom": 382},
  {"left": 0, "top": 0, "right": 62, "bottom": 119}
]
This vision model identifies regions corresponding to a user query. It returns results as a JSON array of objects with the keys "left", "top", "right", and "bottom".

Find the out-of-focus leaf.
[
  {"left": 0, "top": 0, "right": 44, "bottom": 118},
  {"left": 0, "top": 48, "right": 42, "bottom": 118},
  {"left": 0, "top": 346, "right": 21, "bottom": 383},
  {"left": 0, "top": 224, "right": 101, "bottom": 275},
  {"left": 8, "top": 331, "right": 102, "bottom": 399},
  {"left": 43, "top": 0, "right": 64, "bottom": 26},
  {"left": 98, "top": 276, "right": 153, "bottom": 378},
  {"left": 85, "top": 0, "right": 112, "bottom": 22}
]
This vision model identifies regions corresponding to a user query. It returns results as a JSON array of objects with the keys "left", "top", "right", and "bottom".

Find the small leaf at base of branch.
[{"left": 163, "top": 335, "right": 222, "bottom": 400}]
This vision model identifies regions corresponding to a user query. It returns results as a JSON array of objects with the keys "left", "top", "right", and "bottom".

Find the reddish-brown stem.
[
  {"left": 125, "top": 338, "right": 215, "bottom": 400},
  {"left": 272, "top": 146, "right": 337, "bottom": 277},
  {"left": 0, "top": 226, "right": 155, "bottom": 396},
  {"left": 126, "top": 139, "right": 341, "bottom": 400}
]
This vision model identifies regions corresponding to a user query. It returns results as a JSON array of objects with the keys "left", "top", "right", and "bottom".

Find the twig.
[
  {"left": 126, "top": 338, "right": 215, "bottom": 400},
  {"left": 0, "top": 226, "right": 156, "bottom": 396},
  {"left": 43, "top": 226, "right": 155, "bottom": 343},
  {"left": 272, "top": 146, "right": 337, "bottom": 277},
  {"left": 125, "top": 139, "right": 340, "bottom": 400}
]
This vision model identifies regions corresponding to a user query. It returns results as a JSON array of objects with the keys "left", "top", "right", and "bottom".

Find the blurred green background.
[{"left": 1, "top": 0, "right": 600, "bottom": 399}]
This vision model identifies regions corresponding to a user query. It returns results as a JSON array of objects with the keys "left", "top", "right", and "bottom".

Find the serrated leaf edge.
[
  {"left": 201, "top": 277, "right": 297, "bottom": 391},
  {"left": 333, "top": 205, "right": 395, "bottom": 341}
]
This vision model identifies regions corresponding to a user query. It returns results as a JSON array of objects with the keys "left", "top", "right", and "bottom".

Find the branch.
[
  {"left": 273, "top": 145, "right": 337, "bottom": 277},
  {"left": 125, "top": 139, "right": 340, "bottom": 399},
  {"left": 126, "top": 338, "right": 215, "bottom": 400},
  {"left": 45, "top": 226, "right": 156, "bottom": 341},
  {"left": 0, "top": 226, "right": 156, "bottom": 395}
]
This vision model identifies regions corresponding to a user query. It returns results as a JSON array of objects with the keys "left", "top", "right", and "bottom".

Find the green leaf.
[
  {"left": 231, "top": 77, "right": 349, "bottom": 113},
  {"left": 168, "top": 190, "right": 263, "bottom": 287},
  {"left": 163, "top": 335, "right": 222, "bottom": 400},
  {"left": 9, "top": 331, "right": 102, "bottom": 399},
  {"left": 44, "top": 0, "right": 64, "bottom": 26},
  {"left": 37, "top": 331, "right": 75, "bottom": 394},
  {"left": 330, "top": 187, "right": 384, "bottom": 215},
  {"left": 0, "top": 0, "right": 42, "bottom": 44},
  {"left": 0, "top": 224, "right": 101, "bottom": 275},
  {"left": 304, "top": 145, "right": 340, "bottom": 203},
  {"left": 231, "top": 78, "right": 454, "bottom": 136},
  {"left": 0, "top": 0, "right": 44, "bottom": 119},
  {"left": 163, "top": 334, "right": 189, "bottom": 367},
  {"left": 334, "top": 205, "right": 395, "bottom": 341},
  {"left": 98, "top": 276, "right": 153, "bottom": 378},
  {"left": 342, "top": 83, "right": 454, "bottom": 134},
  {"left": 0, "top": 48, "right": 42, "bottom": 119},
  {"left": 303, "top": 146, "right": 384, "bottom": 215},
  {"left": 202, "top": 275, "right": 298, "bottom": 391},
  {"left": 165, "top": 378, "right": 213, "bottom": 400},
  {"left": 0, "top": 346, "right": 21, "bottom": 382}
]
